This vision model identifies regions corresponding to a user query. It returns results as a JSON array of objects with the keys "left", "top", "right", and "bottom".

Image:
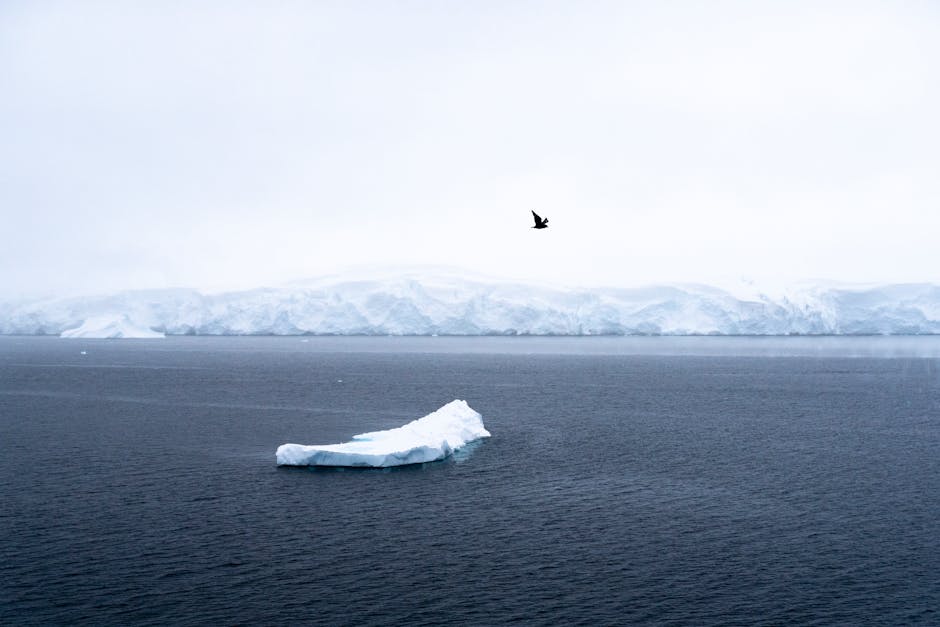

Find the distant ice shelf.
[
  {"left": 276, "top": 400, "right": 490, "bottom": 467},
  {"left": 3, "top": 273, "right": 940, "bottom": 336}
]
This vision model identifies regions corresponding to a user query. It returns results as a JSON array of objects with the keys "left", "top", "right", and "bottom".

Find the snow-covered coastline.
[{"left": 3, "top": 275, "right": 940, "bottom": 337}]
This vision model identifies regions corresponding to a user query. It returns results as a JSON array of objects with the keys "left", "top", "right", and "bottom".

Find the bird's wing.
[{"left": 531, "top": 210, "right": 542, "bottom": 223}]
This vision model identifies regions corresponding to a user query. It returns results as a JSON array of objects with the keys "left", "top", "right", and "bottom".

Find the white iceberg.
[
  {"left": 276, "top": 399, "right": 490, "bottom": 467},
  {"left": 60, "top": 315, "right": 164, "bottom": 339}
]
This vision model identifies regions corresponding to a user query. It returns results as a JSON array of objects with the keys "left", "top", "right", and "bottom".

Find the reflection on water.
[
  {"left": 7, "top": 334, "right": 940, "bottom": 358},
  {"left": 124, "top": 334, "right": 940, "bottom": 357}
]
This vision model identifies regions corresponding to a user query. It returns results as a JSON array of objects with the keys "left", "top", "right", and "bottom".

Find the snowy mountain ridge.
[{"left": 2, "top": 275, "right": 940, "bottom": 337}]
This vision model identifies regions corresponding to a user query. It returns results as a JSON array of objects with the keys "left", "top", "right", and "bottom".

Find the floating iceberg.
[
  {"left": 60, "top": 315, "right": 165, "bottom": 339},
  {"left": 276, "top": 400, "right": 490, "bottom": 467}
]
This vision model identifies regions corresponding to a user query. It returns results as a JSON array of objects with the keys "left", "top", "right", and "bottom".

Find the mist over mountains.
[{"left": 3, "top": 273, "right": 940, "bottom": 337}]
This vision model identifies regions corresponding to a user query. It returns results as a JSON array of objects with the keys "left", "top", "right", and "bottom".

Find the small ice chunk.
[{"left": 276, "top": 399, "right": 490, "bottom": 467}]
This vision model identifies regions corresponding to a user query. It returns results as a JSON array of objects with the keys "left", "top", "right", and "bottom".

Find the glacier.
[
  {"left": 2, "top": 273, "right": 940, "bottom": 336},
  {"left": 276, "top": 399, "right": 490, "bottom": 467}
]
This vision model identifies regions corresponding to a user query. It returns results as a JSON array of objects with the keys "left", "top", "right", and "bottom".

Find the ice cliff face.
[
  {"left": 60, "top": 314, "right": 165, "bottom": 339},
  {"left": 2, "top": 275, "right": 940, "bottom": 336}
]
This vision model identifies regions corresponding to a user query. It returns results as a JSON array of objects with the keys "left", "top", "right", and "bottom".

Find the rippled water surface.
[{"left": 2, "top": 336, "right": 939, "bottom": 625}]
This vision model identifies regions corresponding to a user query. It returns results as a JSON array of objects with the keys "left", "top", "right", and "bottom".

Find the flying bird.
[{"left": 531, "top": 210, "right": 548, "bottom": 229}]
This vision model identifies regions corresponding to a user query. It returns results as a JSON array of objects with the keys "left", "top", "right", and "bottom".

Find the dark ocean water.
[{"left": 2, "top": 336, "right": 939, "bottom": 625}]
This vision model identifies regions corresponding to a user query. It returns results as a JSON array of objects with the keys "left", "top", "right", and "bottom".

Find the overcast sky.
[{"left": 2, "top": 1, "right": 939, "bottom": 297}]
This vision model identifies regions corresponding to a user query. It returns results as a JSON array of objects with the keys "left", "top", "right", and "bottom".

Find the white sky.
[{"left": 2, "top": 0, "right": 939, "bottom": 297}]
